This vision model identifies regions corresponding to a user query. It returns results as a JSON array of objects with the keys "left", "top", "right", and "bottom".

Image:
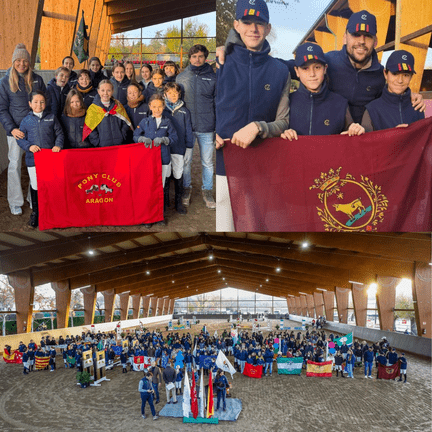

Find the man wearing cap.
[
  {"left": 362, "top": 50, "right": 424, "bottom": 131},
  {"left": 325, "top": 10, "right": 424, "bottom": 123},
  {"left": 215, "top": 0, "right": 291, "bottom": 231}
]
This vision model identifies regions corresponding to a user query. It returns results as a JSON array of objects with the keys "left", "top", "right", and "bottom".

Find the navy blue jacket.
[
  {"left": 289, "top": 81, "right": 348, "bottom": 135},
  {"left": 143, "top": 83, "right": 164, "bottom": 103},
  {"left": 163, "top": 102, "right": 194, "bottom": 155},
  {"left": 90, "top": 69, "right": 108, "bottom": 89},
  {"left": 61, "top": 114, "right": 92, "bottom": 148},
  {"left": 87, "top": 95, "right": 131, "bottom": 147},
  {"left": 364, "top": 350, "right": 374, "bottom": 363},
  {"left": 46, "top": 78, "right": 70, "bottom": 119},
  {"left": 0, "top": 69, "right": 46, "bottom": 136},
  {"left": 215, "top": 374, "right": 229, "bottom": 391},
  {"left": 363, "top": 86, "right": 424, "bottom": 131},
  {"left": 133, "top": 115, "right": 178, "bottom": 165},
  {"left": 125, "top": 100, "right": 150, "bottom": 129},
  {"left": 176, "top": 63, "right": 216, "bottom": 133},
  {"left": 399, "top": 355, "right": 407, "bottom": 370},
  {"left": 216, "top": 39, "right": 289, "bottom": 175},
  {"left": 387, "top": 351, "right": 398, "bottom": 365},
  {"left": 110, "top": 76, "right": 130, "bottom": 106},
  {"left": 18, "top": 111, "right": 64, "bottom": 166},
  {"left": 77, "top": 87, "right": 98, "bottom": 108},
  {"left": 325, "top": 45, "right": 385, "bottom": 123},
  {"left": 68, "top": 70, "right": 78, "bottom": 88}
]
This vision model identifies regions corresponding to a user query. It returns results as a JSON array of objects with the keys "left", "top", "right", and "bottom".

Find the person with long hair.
[
  {"left": 61, "top": 89, "right": 90, "bottom": 148},
  {"left": 0, "top": 43, "right": 46, "bottom": 216}
]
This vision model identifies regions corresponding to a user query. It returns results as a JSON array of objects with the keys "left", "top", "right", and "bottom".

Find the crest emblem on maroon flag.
[{"left": 310, "top": 167, "right": 388, "bottom": 232}]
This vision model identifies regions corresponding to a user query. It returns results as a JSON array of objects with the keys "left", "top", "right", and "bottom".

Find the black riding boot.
[
  {"left": 164, "top": 176, "right": 171, "bottom": 212},
  {"left": 28, "top": 187, "right": 38, "bottom": 228},
  {"left": 174, "top": 175, "right": 187, "bottom": 215}
]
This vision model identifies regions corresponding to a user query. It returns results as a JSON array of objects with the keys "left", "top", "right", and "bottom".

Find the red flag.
[
  {"left": 190, "top": 371, "right": 198, "bottom": 419},
  {"left": 243, "top": 363, "right": 263, "bottom": 378},
  {"left": 306, "top": 360, "right": 333, "bottom": 377},
  {"left": 207, "top": 369, "right": 214, "bottom": 418},
  {"left": 378, "top": 362, "right": 400, "bottom": 380},
  {"left": 224, "top": 117, "right": 432, "bottom": 232},
  {"left": 3, "top": 349, "right": 22, "bottom": 364},
  {"left": 34, "top": 143, "right": 163, "bottom": 230}
]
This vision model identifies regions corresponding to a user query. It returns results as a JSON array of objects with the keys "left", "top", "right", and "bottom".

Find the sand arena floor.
[{"left": 0, "top": 319, "right": 430, "bottom": 432}]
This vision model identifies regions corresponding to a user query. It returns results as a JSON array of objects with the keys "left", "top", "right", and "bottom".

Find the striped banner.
[
  {"left": 277, "top": 357, "right": 303, "bottom": 375},
  {"left": 306, "top": 360, "right": 333, "bottom": 377},
  {"left": 35, "top": 355, "right": 50, "bottom": 370}
]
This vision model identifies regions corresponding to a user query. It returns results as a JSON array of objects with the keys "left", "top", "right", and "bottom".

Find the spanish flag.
[
  {"left": 306, "top": 360, "right": 333, "bottom": 377},
  {"left": 206, "top": 370, "right": 214, "bottom": 418}
]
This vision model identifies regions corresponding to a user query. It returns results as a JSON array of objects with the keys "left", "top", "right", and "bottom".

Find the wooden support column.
[
  {"left": 156, "top": 298, "right": 163, "bottom": 316},
  {"left": 300, "top": 295, "right": 308, "bottom": 316},
  {"left": 352, "top": 283, "right": 368, "bottom": 327},
  {"left": 313, "top": 292, "right": 325, "bottom": 318},
  {"left": 413, "top": 262, "right": 431, "bottom": 338},
  {"left": 168, "top": 299, "right": 175, "bottom": 314},
  {"left": 322, "top": 291, "right": 335, "bottom": 322},
  {"left": 288, "top": 297, "right": 296, "bottom": 315},
  {"left": 8, "top": 270, "right": 34, "bottom": 334},
  {"left": 81, "top": 285, "right": 96, "bottom": 325},
  {"left": 102, "top": 289, "right": 115, "bottom": 323},
  {"left": 295, "top": 297, "right": 302, "bottom": 315},
  {"left": 306, "top": 294, "right": 315, "bottom": 318},
  {"left": 285, "top": 298, "right": 290, "bottom": 314},
  {"left": 118, "top": 292, "right": 130, "bottom": 321},
  {"left": 376, "top": 276, "right": 399, "bottom": 332},
  {"left": 335, "top": 287, "right": 350, "bottom": 324},
  {"left": 142, "top": 296, "right": 151, "bottom": 318},
  {"left": 131, "top": 294, "right": 141, "bottom": 320},
  {"left": 149, "top": 297, "right": 158, "bottom": 317},
  {"left": 52, "top": 280, "right": 71, "bottom": 329},
  {"left": 161, "top": 298, "right": 168, "bottom": 315}
]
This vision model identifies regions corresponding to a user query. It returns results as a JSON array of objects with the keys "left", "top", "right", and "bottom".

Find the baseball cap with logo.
[
  {"left": 295, "top": 43, "right": 327, "bottom": 67},
  {"left": 236, "top": 0, "right": 269, "bottom": 24},
  {"left": 346, "top": 10, "right": 377, "bottom": 36},
  {"left": 386, "top": 50, "right": 416, "bottom": 74}
]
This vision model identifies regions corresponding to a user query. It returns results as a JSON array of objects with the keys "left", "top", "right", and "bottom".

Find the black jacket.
[{"left": 61, "top": 114, "right": 92, "bottom": 148}]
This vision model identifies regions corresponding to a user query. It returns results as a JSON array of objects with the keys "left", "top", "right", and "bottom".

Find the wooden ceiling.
[
  {"left": 106, "top": 0, "right": 216, "bottom": 34},
  {"left": 0, "top": 232, "right": 430, "bottom": 301}
]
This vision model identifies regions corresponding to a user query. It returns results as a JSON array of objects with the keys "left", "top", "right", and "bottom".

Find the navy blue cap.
[
  {"left": 236, "top": 0, "right": 269, "bottom": 24},
  {"left": 386, "top": 50, "right": 416, "bottom": 74},
  {"left": 346, "top": 10, "right": 377, "bottom": 36},
  {"left": 295, "top": 43, "right": 327, "bottom": 67}
]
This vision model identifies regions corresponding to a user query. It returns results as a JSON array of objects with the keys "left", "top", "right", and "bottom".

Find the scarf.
[
  {"left": 190, "top": 63, "right": 207, "bottom": 73},
  {"left": 76, "top": 83, "right": 94, "bottom": 94},
  {"left": 82, "top": 99, "right": 131, "bottom": 140},
  {"left": 164, "top": 98, "right": 184, "bottom": 113},
  {"left": 68, "top": 107, "right": 86, "bottom": 118},
  {"left": 127, "top": 94, "right": 145, "bottom": 109}
]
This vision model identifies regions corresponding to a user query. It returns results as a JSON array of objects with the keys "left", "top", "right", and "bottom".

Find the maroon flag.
[
  {"left": 378, "top": 362, "right": 400, "bottom": 380},
  {"left": 34, "top": 143, "right": 163, "bottom": 230},
  {"left": 224, "top": 117, "right": 432, "bottom": 232},
  {"left": 243, "top": 363, "right": 263, "bottom": 378},
  {"left": 190, "top": 371, "right": 198, "bottom": 419}
]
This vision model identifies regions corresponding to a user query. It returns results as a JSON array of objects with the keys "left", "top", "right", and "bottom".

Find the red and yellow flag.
[
  {"left": 207, "top": 370, "right": 214, "bottom": 418},
  {"left": 306, "top": 360, "right": 333, "bottom": 377},
  {"left": 3, "top": 349, "right": 23, "bottom": 364},
  {"left": 35, "top": 355, "right": 50, "bottom": 370}
]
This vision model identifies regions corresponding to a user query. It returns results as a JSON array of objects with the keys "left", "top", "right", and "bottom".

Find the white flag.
[
  {"left": 182, "top": 370, "right": 191, "bottom": 418},
  {"left": 199, "top": 368, "right": 205, "bottom": 418},
  {"left": 216, "top": 349, "right": 236, "bottom": 378}
]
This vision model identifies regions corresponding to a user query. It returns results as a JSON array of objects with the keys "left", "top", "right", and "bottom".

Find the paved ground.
[
  {"left": 0, "top": 320, "right": 430, "bottom": 432},
  {"left": 0, "top": 142, "right": 216, "bottom": 232}
]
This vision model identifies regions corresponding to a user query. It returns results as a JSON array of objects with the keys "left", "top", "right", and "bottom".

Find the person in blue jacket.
[
  {"left": 22, "top": 347, "right": 29, "bottom": 375},
  {"left": 143, "top": 69, "right": 164, "bottom": 102},
  {"left": 264, "top": 347, "right": 274, "bottom": 376},
  {"left": 363, "top": 346, "right": 375, "bottom": 379},
  {"left": 120, "top": 350, "right": 128, "bottom": 373},
  {"left": 133, "top": 93, "right": 178, "bottom": 227},
  {"left": 362, "top": 50, "right": 424, "bottom": 131},
  {"left": 215, "top": 370, "right": 229, "bottom": 412},
  {"left": 61, "top": 89, "right": 91, "bottom": 148},
  {"left": 163, "top": 82, "right": 193, "bottom": 215},
  {"left": 345, "top": 349, "right": 356, "bottom": 378},
  {"left": 76, "top": 69, "right": 98, "bottom": 108},
  {"left": 0, "top": 43, "right": 47, "bottom": 216},
  {"left": 110, "top": 62, "right": 130, "bottom": 106},
  {"left": 175, "top": 365, "right": 183, "bottom": 395},
  {"left": 280, "top": 42, "right": 365, "bottom": 141},
  {"left": 62, "top": 56, "right": 77, "bottom": 88},
  {"left": 46, "top": 66, "right": 71, "bottom": 119},
  {"left": 125, "top": 82, "right": 149, "bottom": 129},
  {"left": 139, "top": 371, "right": 159, "bottom": 420},
  {"left": 162, "top": 61, "right": 179, "bottom": 84},
  {"left": 387, "top": 347, "right": 398, "bottom": 366},
  {"left": 398, "top": 352, "right": 407, "bottom": 383},
  {"left": 27, "top": 346, "right": 35, "bottom": 372},
  {"left": 238, "top": 348, "right": 247, "bottom": 373},
  {"left": 17, "top": 91, "right": 64, "bottom": 228}
]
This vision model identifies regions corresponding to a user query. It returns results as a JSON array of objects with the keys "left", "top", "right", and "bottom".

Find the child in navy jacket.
[
  {"left": 46, "top": 66, "right": 70, "bottom": 120},
  {"left": 163, "top": 82, "right": 193, "bottom": 215},
  {"left": 18, "top": 91, "right": 64, "bottom": 228}
]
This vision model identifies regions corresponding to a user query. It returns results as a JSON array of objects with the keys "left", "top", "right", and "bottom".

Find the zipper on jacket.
[
  {"left": 399, "top": 97, "right": 403, "bottom": 125},
  {"left": 249, "top": 52, "right": 252, "bottom": 121},
  {"left": 309, "top": 94, "right": 313, "bottom": 135},
  {"left": 194, "top": 73, "right": 198, "bottom": 126}
]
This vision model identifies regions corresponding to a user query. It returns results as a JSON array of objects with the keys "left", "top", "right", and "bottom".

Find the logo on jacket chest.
[
  {"left": 324, "top": 119, "right": 330, "bottom": 126},
  {"left": 264, "top": 84, "right": 271, "bottom": 91}
]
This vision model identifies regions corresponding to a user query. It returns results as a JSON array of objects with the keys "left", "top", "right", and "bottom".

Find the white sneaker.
[
  {"left": 10, "top": 206, "right": 22, "bottom": 215},
  {"left": 364, "top": 376, "right": 368, "bottom": 378},
  {"left": 368, "top": 376, "right": 373, "bottom": 379}
]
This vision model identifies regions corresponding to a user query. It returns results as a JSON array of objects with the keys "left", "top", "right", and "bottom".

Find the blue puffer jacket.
[
  {"left": 363, "top": 86, "right": 424, "bottom": 131},
  {"left": 163, "top": 101, "right": 194, "bottom": 155},
  {"left": 0, "top": 68, "right": 46, "bottom": 135},
  {"left": 61, "top": 114, "right": 92, "bottom": 148},
  {"left": 125, "top": 100, "right": 150, "bottom": 129},
  {"left": 77, "top": 87, "right": 98, "bottom": 108},
  {"left": 133, "top": 115, "right": 178, "bottom": 165},
  {"left": 17, "top": 110, "right": 64, "bottom": 166},
  {"left": 144, "top": 83, "right": 164, "bottom": 103},
  {"left": 289, "top": 81, "right": 348, "bottom": 135},
  {"left": 215, "top": 36, "right": 289, "bottom": 175},
  {"left": 87, "top": 95, "right": 131, "bottom": 147},
  {"left": 68, "top": 70, "right": 78, "bottom": 88},
  {"left": 110, "top": 76, "right": 130, "bottom": 106},
  {"left": 325, "top": 45, "right": 385, "bottom": 123},
  {"left": 364, "top": 349, "right": 375, "bottom": 363},
  {"left": 46, "top": 78, "right": 70, "bottom": 119},
  {"left": 176, "top": 62, "right": 216, "bottom": 133}
]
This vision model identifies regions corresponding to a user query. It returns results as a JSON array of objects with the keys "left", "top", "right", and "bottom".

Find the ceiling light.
[
  {"left": 266, "top": 279, "right": 269, "bottom": 282},
  {"left": 302, "top": 241, "right": 309, "bottom": 248},
  {"left": 218, "top": 270, "right": 221, "bottom": 273},
  {"left": 209, "top": 254, "right": 214, "bottom": 260},
  {"left": 163, "top": 295, "right": 168, "bottom": 298},
  {"left": 88, "top": 250, "right": 95, "bottom": 255},
  {"left": 298, "top": 292, "right": 307, "bottom": 295},
  {"left": 349, "top": 280, "right": 364, "bottom": 285},
  {"left": 172, "top": 280, "right": 175, "bottom": 283},
  {"left": 260, "top": 285, "right": 262, "bottom": 287},
  {"left": 316, "top": 288, "right": 327, "bottom": 291},
  {"left": 222, "top": 278, "right": 225, "bottom": 280},
  {"left": 146, "top": 271, "right": 150, "bottom": 275},
  {"left": 146, "top": 293, "right": 154, "bottom": 296},
  {"left": 276, "top": 267, "right": 281, "bottom": 272}
]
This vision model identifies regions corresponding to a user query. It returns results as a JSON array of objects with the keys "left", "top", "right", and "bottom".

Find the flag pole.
[{"left": 70, "top": 2, "right": 82, "bottom": 57}]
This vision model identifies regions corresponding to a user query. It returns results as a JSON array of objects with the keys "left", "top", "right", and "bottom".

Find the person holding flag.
[
  {"left": 215, "top": 370, "right": 229, "bottom": 412},
  {"left": 216, "top": 348, "right": 236, "bottom": 378},
  {"left": 138, "top": 371, "right": 159, "bottom": 420}
]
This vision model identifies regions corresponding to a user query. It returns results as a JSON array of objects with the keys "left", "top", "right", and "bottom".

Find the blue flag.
[
  {"left": 113, "top": 346, "right": 122, "bottom": 356},
  {"left": 175, "top": 351, "right": 184, "bottom": 369},
  {"left": 199, "top": 355, "right": 213, "bottom": 369}
]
